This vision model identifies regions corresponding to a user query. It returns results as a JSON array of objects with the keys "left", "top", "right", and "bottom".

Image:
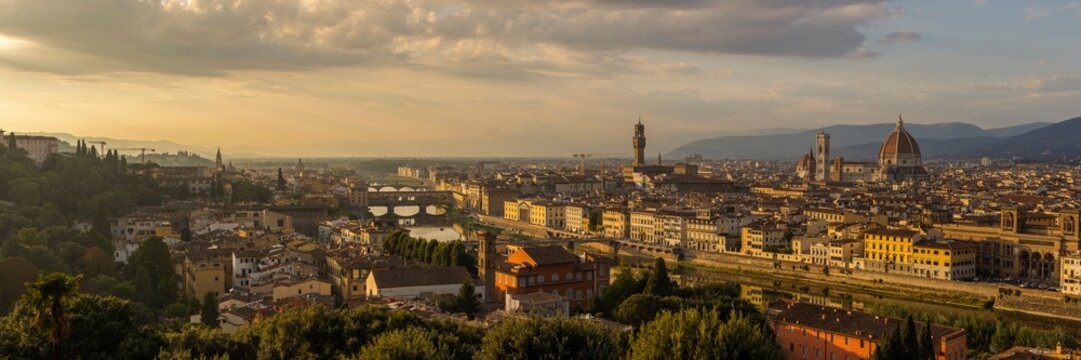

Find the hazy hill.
[
  {"left": 666, "top": 121, "right": 1039, "bottom": 160},
  {"left": 964, "top": 117, "right": 1081, "bottom": 160},
  {"left": 833, "top": 118, "right": 1081, "bottom": 160},
  {"left": 26, "top": 132, "right": 267, "bottom": 159}
]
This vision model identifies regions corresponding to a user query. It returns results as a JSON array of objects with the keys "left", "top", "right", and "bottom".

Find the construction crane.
[
  {"left": 571, "top": 153, "right": 620, "bottom": 174},
  {"left": 86, "top": 141, "right": 107, "bottom": 157},
  {"left": 114, "top": 147, "right": 156, "bottom": 163}
]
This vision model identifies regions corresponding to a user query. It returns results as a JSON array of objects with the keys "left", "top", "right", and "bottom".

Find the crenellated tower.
[{"left": 633, "top": 119, "right": 646, "bottom": 166}]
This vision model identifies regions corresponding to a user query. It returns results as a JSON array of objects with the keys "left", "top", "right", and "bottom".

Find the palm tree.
[{"left": 17, "top": 272, "right": 82, "bottom": 360}]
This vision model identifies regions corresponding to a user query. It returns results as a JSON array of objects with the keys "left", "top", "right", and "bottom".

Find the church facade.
[{"left": 797, "top": 116, "right": 928, "bottom": 183}]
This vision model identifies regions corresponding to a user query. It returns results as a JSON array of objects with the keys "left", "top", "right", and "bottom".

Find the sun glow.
[{"left": 0, "top": 34, "right": 28, "bottom": 49}]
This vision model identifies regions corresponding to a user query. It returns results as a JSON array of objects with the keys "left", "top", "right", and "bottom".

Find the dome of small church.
[
  {"left": 795, "top": 150, "right": 812, "bottom": 175},
  {"left": 878, "top": 115, "right": 921, "bottom": 161}
]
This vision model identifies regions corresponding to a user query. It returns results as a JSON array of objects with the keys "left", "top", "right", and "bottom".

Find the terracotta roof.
[
  {"left": 878, "top": 116, "right": 922, "bottom": 159},
  {"left": 369, "top": 266, "right": 472, "bottom": 289},
  {"left": 518, "top": 246, "right": 578, "bottom": 265},
  {"left": 771, "top": 302, "right": 964, "bottom": 343}
]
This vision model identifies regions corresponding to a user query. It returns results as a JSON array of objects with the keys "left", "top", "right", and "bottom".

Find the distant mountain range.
[{"left": 666, "top": 120, "right": 1067, "bottom": 160}]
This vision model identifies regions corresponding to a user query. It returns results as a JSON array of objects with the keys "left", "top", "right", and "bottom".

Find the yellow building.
[
  {"left": 911, "top": 240, "right": 978, "bottom": 280},
  {"left": 602, "top": 209, "right": 629, "bottom": 239},
  {"left": 529, "top": 201, "right": 565, "bottom": 228},
  {"left": 504, "top": 199, "right": 538, "bottom": 223},
  {"left": 1062, "top": 253, "right": 1081, "bottom": 296},
  {"left": 271, "top": 277, "right": 333, "bottom": 301},
  {"left": 741, "top": 221, "right": 787, "bottom": 254},
  {"left": 326, "top": 253, "right": 398, "bottom": 302},
  {"left": 181, "top": 253, "right": 227, "bottom": 299},
  {"left": 861, "top": 228, "right": 920, "bottom": 272},
  {"left": 629, "top": 210, "right": 657, "bottom": 243}
]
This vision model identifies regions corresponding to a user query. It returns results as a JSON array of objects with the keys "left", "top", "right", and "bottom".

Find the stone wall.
[
  {"left": 683, "top": 249, "right": 999, "bottom": 298},
  {"left": 996, "top": 294, "right": 1081, "bottom": 320}
]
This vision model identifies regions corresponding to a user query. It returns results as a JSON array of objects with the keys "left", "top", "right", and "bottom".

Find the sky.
[{"left": 0, "top": 0, "right": 1080, "bottom": 157}]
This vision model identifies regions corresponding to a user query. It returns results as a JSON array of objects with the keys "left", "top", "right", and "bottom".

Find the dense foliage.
[
  {"left": 475, "top": 316, "right": 627, "bottom": 360},
  {"left": 0, "top": 145, "right": 160, "bottom": 308},
  {"left": 871, "top": 314, "right": 935, "bottom": 360},
  {"left": 383, "top": 231, "right": 476, "bottom": 273},
  {"left": 866, "top": 303, "right": 1081, "bottom": 358},
  {"left": 629, "top": 308, "right": 785, "bottom": 360}
]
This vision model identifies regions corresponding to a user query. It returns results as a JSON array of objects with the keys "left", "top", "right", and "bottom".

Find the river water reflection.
[{"left": 676, "top": 266, "right": 1081, "bottom": 333}]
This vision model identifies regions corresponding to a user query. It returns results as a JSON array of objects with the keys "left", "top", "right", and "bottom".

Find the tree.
[
  {"left": 0, "top": 256, "right": 39, "bottom": 312},
  {"left": 454, "top": 283, "right": 480, "bottom": 319},
  {"left": 590, "top": 267, "right": 647, "bottom": 317},
  {"left": 90, "top": 209, "right": 112, "bottom": 240},
  {"left": 9, "top": 177, "right": 41, "bottom": 206},
  {"left": 917, "top": 319, "right": 935, "bottom": 360},
  {"left": 64, "top": 294, "right": 159, "bottom": 360},
  {"left": 80, "top": 246, "right": 115, "bottom": 279},
  {"left": 630, "top": 308, "right": 784, "bottom": 360},
  {"left": 872, "top": 325, "right": 903, "bottom": 360},
  {"left": 159, "top": 324, "right": 255, "bottom": 360},
  {"left": 615, "top": 293, "right": 673, "bottom": 328},
  {"left": 276, "top": 168, "right": 287, "bottom": 191},
  {"left": 900, "top": 314, "right": 918, "bottom": 357},
  {"left": 991, "top": 322, "right": 1018, "bottom": 353},
  {"left": 16, "top": 272, "right": 83, "bottom": 360},
  {"left": 200, "top": 292, "right": 220, "bottom": 328},
  {"left": 476, "top": 317, "right": 624, "bottom": 360},
  {"left": 353, "top": 327, "right": 474, "bottom": 360},
  {"left": 125, "top": 237, "right": 177, "bottom": 308},
  {"left": 643, "top": 257, "right": 672, "bottom": 296}
]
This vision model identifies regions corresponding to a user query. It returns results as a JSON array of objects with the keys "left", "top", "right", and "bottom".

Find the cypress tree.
[
  {"left": 900, "top": 314, "right": 918, "bottom": 357},
  {"left": 91, "top": 210, "right": 111, "bottom": 239},
  {"left": 8, "top": 132, "right": 18, "bottom": 151},
  {"left": 643, "top": 257, "right": 672, "bottom": 296},
  {"left": 200, "top": 291, "right": 220, "bottom": 327},
  {"left": 917, "top": 320, "right": 935, "bottom": 360},
  {"left": 89, "top": 145, "right": 98, "bottom": 159}
]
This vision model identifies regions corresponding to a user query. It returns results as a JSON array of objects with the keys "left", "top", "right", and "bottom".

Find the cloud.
[
  {"left": 0, "top": 0, "right": 894, "bottom": 77},
  {"left": 970, "top": 74, "right": 1081, "bottom": 94},
  {"left": 1023, "top": 7, "right": 1052, "bottom": 20},
  {"left": 876, "top": 31, "right": 921, "bottom": 45}
]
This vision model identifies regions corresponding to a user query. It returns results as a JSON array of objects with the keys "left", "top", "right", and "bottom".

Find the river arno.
[{"left": 676, "top": 264, "right": 1081, "bottom": 334}]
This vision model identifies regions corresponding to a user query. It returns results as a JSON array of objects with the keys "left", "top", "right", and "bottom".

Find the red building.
[
  {"left": 493, "top": 246, "right": 611, "bottom": 308},
  {"left": 770, "top": 301, "right": 967, "bottom": 360}
]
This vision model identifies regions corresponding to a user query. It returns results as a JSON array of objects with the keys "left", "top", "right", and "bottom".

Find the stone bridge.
[{"left": 363, "top": 184, "right": 453, "bottom": 218}]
